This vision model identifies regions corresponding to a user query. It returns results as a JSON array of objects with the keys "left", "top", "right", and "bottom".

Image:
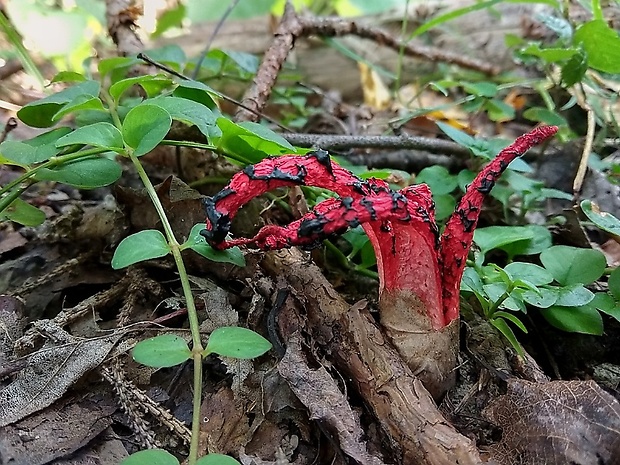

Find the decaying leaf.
[
  {"left": 483, "top": 378, "right": 620, "bottom": 465},
  {"left": 200, "top": 386, "right": 250, "bottom": 455},
  {"left": 0, "top": 392, "right": 118, "bottom": 465},
  {"left": 0, "top": 321, "right": 120, "bottom": 427},
  {"left": 278, "top": 335, "right": 386, "bottom": 465}
]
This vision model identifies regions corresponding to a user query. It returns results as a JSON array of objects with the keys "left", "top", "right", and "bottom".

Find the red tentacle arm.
[
  {"left": 439, "top": 125, "right": 558, "bottom": 322},
  {"left": 202, "top": 150, "right": 387, "bottom": 244}
]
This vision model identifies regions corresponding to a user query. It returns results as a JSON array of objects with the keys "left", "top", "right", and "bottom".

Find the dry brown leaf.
[
  {"left": 278, "top": 335, "right": 387, "bottom": 465},
  {"left": 0, "top": 392, "right": 117, "bottom": 465},
  {"left": 0, "top": 321, "right": 120, "bottom": 427},
  {"left": 200, "top": 386, "right": 250, "bottom": 455},
  {"left": 484, "top": 378, "right": 620, "bottom": 465}
]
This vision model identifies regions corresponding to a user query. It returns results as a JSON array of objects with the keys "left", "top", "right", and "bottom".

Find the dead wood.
[
  {"left": 105, "top": 0, "right": 143, "bottom": 56},
  {"left": 282, "top": 132, "right": 472, "bottom": 157},
  {"left": 236, "top": 3, "right": 498, "bottom": 122},
  {"left": 262, "top": 248, "right": 485, "bottom": 465}
]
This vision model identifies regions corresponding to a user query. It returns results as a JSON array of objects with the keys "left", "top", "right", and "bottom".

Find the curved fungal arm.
[{"left": 440, "top": 125, "right": 558, "bottom": 322}]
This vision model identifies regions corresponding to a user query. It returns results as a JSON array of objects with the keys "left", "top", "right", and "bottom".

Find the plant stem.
[
  {"left": 161, "top": 139, "right": 218, "bottom": 151},
  {"left": 128, "top": 151, "right": 204, "bottom": 465},
  {"left": 487, "top": 285, "right": 514, "bottom": 317},
  {"left": 324, "top": 239, "right": 379, "bottom": 280},
  {"left": 160, "top": 139, "right": 255, "bottom": 165}
]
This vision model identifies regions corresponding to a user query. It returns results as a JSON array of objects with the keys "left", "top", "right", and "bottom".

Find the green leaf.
[
  {"left": 504, "top": 262, "right": 553, "bottom": 286},
  {"left": 484, "top": 98, "right": 515, "bottom": 122},
  {"left": 554, "top": 284, "right": 595, "bottom": 307},
  {"left": 122, "top": 104, "right": 172, "bottom": 156},
  {"left": 581, "top": 199, "right": 620, "bottom": 237},
  {"left": 462, "top": 81, "right": 498, "bottom": 98},
  {"left": 35, "top": 156, "right": 122, "bottom": 189},
  {"left": 217, "top": 49, "right": 259, "bottom": 74},
  {"left": 342, "top": 226, "right": 370, "bottom": 255},
  {"left": 433, "top": 194, "right": 456, "bottom": 221},
  {"left": 540, "top": 304, "right": 603, "bottom": 335},
  {"left": 0, "top": 127, "right": 72, "bottom": 165},
  {"left": 522, "top": 286, "right": 558, "bottom": 308},
  {"left": 52, "top": 94, "right": 106, "bottom": 121},
  {"left": 215, "top": 118, "right": 296, "bottom": 163},
  {"left": 410, "top": 0, "right": 507, "bottom": 37},
  {"left": 522, "top": 107, "right": 568, "bottom": 126},
  {"left": 17, "top": 80, "right": 100, "bottom": 128},
  {"left": 151, "top": 3, "right": 186, "bottom": 38},
  {"left": 51, "top": 71, "right": 86, "bottom": 83},
  {"left": 237, "top": 121, "right": 295, "bottom": 150},
  {"left": 415, "top": 165, "right": 457, "bottom": 195},
  {"left": 461, "top": 267, "right": 485, "bottom": 293},
  {"left": 173, "top": 80, "right": 220, "bottom": 110},
  {"left": 98, "top": 56, "right": 140, "bottom": 78},
  {"left": 493, "top": 311, "right": 528, "bottom": 333},
  {"left": 120, "top": 449, "right": 179, "bottom": 465},
  {"left": 151, "top": 96, "right": 217, "bottom": 138},
  {"left": 490, "top": 317, "right": 525, "bottom": 356},
  {"left": 561, "top": 50, "right": 588, "bottom": 86},
  {"left": 436, "top": 121, "right": 475, "bottom": 151},
  {"left": 520, "top": 43, "right": 578, "bottom": 62},
  {"left": 1, "top": 198, "right": 46, "bottom": 226},
  {"left": 483, "top": 283, "right": 525, "bottom": 312},
  {"left": 145, "top": 45, "right": 187, "bottom": 70},
  {"left": 590, "top": 291, "right": 615, "bottom": 311},
  {"left": 182, "top": 223, "right": 246, "bottom": 266},
  {"left": 501, "top": 225, "right": 552, "bottom": 257},
  {"left": 438, "top": 121, "right": 526, "bottom": 163},
  {"left": 574, "top": 20, "right": 620, "bottom": 73},
  {"left": 133, "top": 334, "right": 192, "bottom": 368},
  {"left": 204, "top": 326, "right": 272, "bottom": 359},
  {"left": 56, "top": 122, "right": 123, "bottom": 150},
  {"left": 0, "top": 141, "right": 42, "bottom": 167},
  {"left": 111, "top": 229, "right": 171, "bottom": 269},
  {"left": 196, "top": 454, "right": 242, "bottom": 465},
  {"left": 609, "top": 267, "right": 620, "bottom": 300},
  {"left": 540, "top": 245, "right": 606, "bottom": 286},
  {"left": 594, "top": 292, "right": 620, "bottom": 323},
  {"left": 490, "top": 264, "right": 513, "bottom": 287},
  {"left": 109, "top": 75, "right": 174, "bottom": 102},
  {"left": 473, "top": 225, "right": 535, "bottom": 256}
]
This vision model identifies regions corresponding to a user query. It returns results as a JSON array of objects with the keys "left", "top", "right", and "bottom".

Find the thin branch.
[
  {"left": 136, "top": 53, "right": 292, "bottom": 132},
  {"left": 105, "top": 0, "right": 143, "bottom": 56},
  {"left": 282, "top": 132, "right": 472, "bottom": 158},
  {"left": 191, "top": 0, "right": 242, "bottom": 79},
  {"left": 236, "top": 3, "right": 302, "bottom": 122},
  {"left": 573, "top": 86, "right": 596, "bottom": 203},
  {"left": 236, "top": 3, "right": 499, "bottom": 122}
]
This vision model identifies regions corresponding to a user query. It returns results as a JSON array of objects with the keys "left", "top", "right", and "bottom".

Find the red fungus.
[{"left": 202, "top": 126, "right": 558, "bottom": 398}]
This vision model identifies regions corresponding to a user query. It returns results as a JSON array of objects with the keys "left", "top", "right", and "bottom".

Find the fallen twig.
[
  {"left": 237, "top": 3, "right": 499, "bottom": 122},
  {"left": 282, "top": 132, "right": 472, "bottom": 157}
]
